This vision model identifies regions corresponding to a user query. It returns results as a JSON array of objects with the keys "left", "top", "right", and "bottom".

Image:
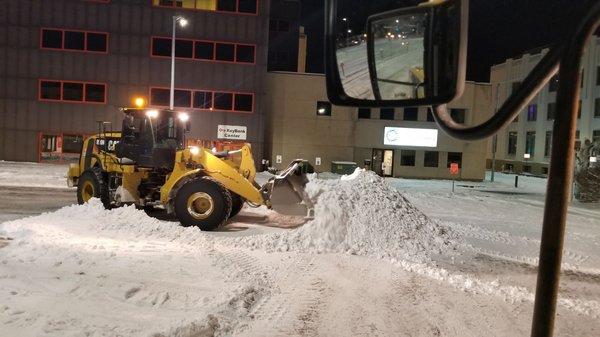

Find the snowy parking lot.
[{"left": 0, "top": 161, "right": 599, "bottom": 336}]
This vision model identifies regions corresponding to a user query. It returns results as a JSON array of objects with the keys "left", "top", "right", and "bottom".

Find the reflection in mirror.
[
  {"left": 371, "top": 13, "right": 427, "bottom": 100},
  {"left": 335, "top": 26, "right": 374, "bottom": 99}
]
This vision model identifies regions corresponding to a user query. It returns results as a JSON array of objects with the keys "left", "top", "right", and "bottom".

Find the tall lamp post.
[{"left": 170, "top": 16, "right": 188, "bottom": 110}]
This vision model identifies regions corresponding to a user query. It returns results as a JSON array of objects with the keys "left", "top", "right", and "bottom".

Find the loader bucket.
[{"left": 262, "top": 160, "right": 315, "bottom": 218}]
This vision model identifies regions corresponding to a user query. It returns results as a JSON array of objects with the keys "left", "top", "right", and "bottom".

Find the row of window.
[
  {"left": 356, "top": 107, "right": 466, "bottom": 123},
  {"left": 398, "top": 151, "right": 463, "bottom": 169},
  {"left": 151, "top": 37, "right": 255, "bottom": 64},
  {"left": 153, "top": 0, "right": 258, "bottom": 15},
  {"left": 511, "top": 99, "right": 600, "bottom": 123},
  {"left": 507, "top": 130, "right": 600, "bottom": 157},
  {"left": 39, "top": 81, "right": 254, "bottom": 112},
  {"left": 39, "top": 80, "right": 107, "bottom": 103},
  {"left": 41, "top": 28, "right": 108, "bottom": 53},
  {"left": 149, "top": 87, "right": 254, "bottom": 112}
]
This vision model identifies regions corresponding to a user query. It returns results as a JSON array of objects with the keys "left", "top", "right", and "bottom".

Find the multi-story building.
[
  {"left": 489, "top": 37, "right": 600, "bottom": 175},
  {"left": 0, "top": 0, "right": 268, "bottom": 163},
  {"left": 266, "top": 72, "right": 493, "bottom": 181}
]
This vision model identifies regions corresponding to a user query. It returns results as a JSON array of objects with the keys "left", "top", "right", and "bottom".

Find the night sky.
[{"left": 299, "top": 0, "right": 590, "bottom": 82}]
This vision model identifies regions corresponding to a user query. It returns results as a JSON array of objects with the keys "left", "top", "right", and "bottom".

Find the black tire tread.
[
  {"left": 174, "top": 176, "right": 232, "bottom": 231},
  {"left": 77, "top": 167, "right": 111, "bottom": 209},
  {"left": 229, "top": 193, "right": 245, "bottom": 219}
]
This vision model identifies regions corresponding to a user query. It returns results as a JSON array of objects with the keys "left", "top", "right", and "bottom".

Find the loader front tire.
[
  {"left": 229, "top": 193, "right": 245, "bottom": 219},
  {"left": 174, "top": 177, "right": 232, "bottom": 231},
  {"left": 77, "top": 168, "right": 110, "bottom": 209}
]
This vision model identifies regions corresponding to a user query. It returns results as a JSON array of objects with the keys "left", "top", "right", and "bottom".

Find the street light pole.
[{"left": 170, "top": 16, "right": 187, "bottom": 110}]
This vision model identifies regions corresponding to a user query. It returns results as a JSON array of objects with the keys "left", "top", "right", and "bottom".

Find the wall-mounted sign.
[
  {"left": 217, "top": 125, "right": 247, "bottom": 140},
  {"left": 383, "top": 127, "right": 438, "bottom": 148},
  {"left": 276, "top": 155, "right": 282, "bottom": 164},
  {"left": 315, "top": 157, "right": 322, "bottom": 166}
]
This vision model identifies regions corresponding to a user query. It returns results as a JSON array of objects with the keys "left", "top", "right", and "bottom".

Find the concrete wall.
[
  {"left": 0, "top": 0, "right": 269, "bottom": 162},
  {"left": 266, "top": 72, "right": 493, "bottom": 181},
  {"left": 265, "top": 72, "right": 355, "bottom": 170}
]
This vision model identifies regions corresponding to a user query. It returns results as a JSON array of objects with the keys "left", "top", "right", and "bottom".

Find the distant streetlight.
[
  {"left": 342, "top": 17, "right": 347, "bottom": 22},
  {"left": 170, "top": 16, "right": 188, "bottom": 110}
]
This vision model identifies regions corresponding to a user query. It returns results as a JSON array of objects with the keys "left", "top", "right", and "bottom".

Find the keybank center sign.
[
  {"left": 218, "top": 125, "right": 248, "bottom": 140},
  {"left": 383, "top": 127, "right": 438, "bottom": 148}
]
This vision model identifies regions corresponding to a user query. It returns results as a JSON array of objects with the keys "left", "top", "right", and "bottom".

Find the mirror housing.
[{"left": 325, "top": 0, "right": 468, "bottom": 107}]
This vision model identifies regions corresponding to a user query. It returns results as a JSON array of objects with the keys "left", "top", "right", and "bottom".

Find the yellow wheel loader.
[{"left": 67, "top": 108, "right": 314, "bottom": 231}]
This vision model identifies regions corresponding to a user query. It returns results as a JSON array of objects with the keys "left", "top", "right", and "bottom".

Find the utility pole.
[{"left": 170, "top": 16, "right": 188, "bottom": 110}]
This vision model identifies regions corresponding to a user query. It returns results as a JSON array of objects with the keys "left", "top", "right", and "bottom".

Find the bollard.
[{"left": 515, "top": 175, "right": 519, "bottom": 188}]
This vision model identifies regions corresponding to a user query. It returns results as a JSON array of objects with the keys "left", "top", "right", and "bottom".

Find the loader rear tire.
[
  {"left": 229, "top": 193, "right": 245, "bottom": 219},
  {"left": 77, "top": 168, "right": 110, "bottom": 209},
  {"left": 174, "top": 176, "right": 232, "bottom": 231}
]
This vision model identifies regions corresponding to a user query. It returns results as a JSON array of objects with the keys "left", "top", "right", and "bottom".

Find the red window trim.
[
  {"left": 148, "top": 86, "right": 254, "bottom": 113},
  {"left": 150, "top": 36, "right": 256, "bottom": 65},
  {"left": 39, "top": 79, "right": 108, "bottom": 105},
  {"left": 40, "top": 28, "right": 109, "bottom": 54},
  {"left": 151, "top": 0, "right": 259, "bottom": 16}
]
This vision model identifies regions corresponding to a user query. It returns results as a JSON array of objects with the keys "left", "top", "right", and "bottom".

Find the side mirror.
[{"left": 325, "top": 0, "right": 468, "bottom": 107}]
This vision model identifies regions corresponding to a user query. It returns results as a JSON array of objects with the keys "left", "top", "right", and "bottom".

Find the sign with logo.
[
  {"left": 217, "top": 125, "right": 247, "bottom": 140},
  {"left": 383, "top": 127, "right": 438, "bottom": 147},
  {"left": 450, "top": 163, "right": 460, "bottom": 175}
]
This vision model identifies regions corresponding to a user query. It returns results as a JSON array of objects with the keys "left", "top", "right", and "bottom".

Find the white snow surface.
[
  {"left": 0, "top": 161, "right": 70, "bottom": 189},
  {"left": 1, "top": 164, "right": 600, "bottom": 336}
]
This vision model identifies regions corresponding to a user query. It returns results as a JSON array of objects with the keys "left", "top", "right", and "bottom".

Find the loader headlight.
[
  {"left": 189, "top": 146, "right": 200, "bottom": 156},
  {"left": 146, "top": 110, "right": 159, "bottom": 118},
  {"left": 178, "top": 113, "right": 190, "bottom": 122}
]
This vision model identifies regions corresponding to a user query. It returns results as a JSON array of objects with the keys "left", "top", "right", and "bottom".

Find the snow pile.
[{"left": 235, "top": 168, "right": 457, "bottom": 262}]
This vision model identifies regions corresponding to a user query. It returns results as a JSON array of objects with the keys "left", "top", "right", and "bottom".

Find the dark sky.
[{"left": 299, "top": 0, "right": 589, "bottom": 82}]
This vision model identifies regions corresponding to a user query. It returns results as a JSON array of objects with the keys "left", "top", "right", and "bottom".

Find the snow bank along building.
[
  {"left": 0, "top": 0, "right": 493, "bottom": 181},
  {"left": 488, "top": 38, "right": 600, "bottom": 175}
]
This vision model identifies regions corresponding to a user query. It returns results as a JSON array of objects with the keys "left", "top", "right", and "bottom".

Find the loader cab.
[{"left": 116, "top": 108, "right": 188, "bottom": 169}]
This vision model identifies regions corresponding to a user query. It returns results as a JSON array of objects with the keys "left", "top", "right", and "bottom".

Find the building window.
[
  {"left": 547, "top": 102, "right": 556, "bottom": 120},
  {"left": 575, "top": 130, "right": 581, "bottom": 151},
  {"left": 545, "top": 131, "right": 552, "bottom": 157},
  {"left": 41, "top": 28, "right": 108, "bottom": 53},
  {"left": 512, "top": 81, "right": 521, "bottom": 94},
  {"left": 595, "top": 98, "right": 600, "bottom": 118},
  {"left": 151, "top": 37, "right": 255, "bottom": 64},
  {"left": 549, "top": 75, "right": 559, "bottom": 92},
  {"left": 152, "top": 0, "right": 258, "bottom": 15},
  {"left": 216, "top": 43, "right": 235, "bottom": 62},
  {"left": 39, "top": 80, "right": 106, "bottom": 104},
  {"left": 526, "top": 131, "right": 536, "bottom": 156},
  {"left": 450, "top": 108, "right": 466, "bottom": 124},
  {"left": 597, "top": 66, "right": 600, "bottom": 86},
  {"left": 193, "top": 91, "right": 213, "bottom": 109},
  {"left": 403, "top": 107, "right": 418, "bottom": 121},
  {"left": 424, "top": 151, "right": 439, "bottom": 168},
  {"left": 508, "top": 131, "right": 518, "bottom": 155},
  {"left": 527, "top": 104, "right": 537, "bottom": 121},
  {"left": 401, "top": 150, "right": 416, "bottom": 167},
  {"left": 358, "top": 108, "right": 370, "bottom": 119},
  {"left": 594, "top": 130, "right": 600, "bottom": 142},
  {"left": 447, "top": 152, "right": 462, "bottom": 168},
  {"left": 380, "top": 108, "right": 395, "bottom": 120},
  {"left": 426, "top": 107, "right": 435, "bottom": 122},
  {"left": 316, "top": 101, "right": 332, "bottom": 116},
  {"left": 214, "top": 92, "right": 234, "bottom": 110},
  {"left": 542, "top": 167, "right": 549, "bottom": 175},
  {"left": 150, "top": 87, "right": 254, "bottom": 112},
  {"left": 523, "top": 165, "right": 532, "bottom": 173}
]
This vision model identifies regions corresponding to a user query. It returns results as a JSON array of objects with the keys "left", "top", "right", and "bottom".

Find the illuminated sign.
[
  {"left": 217, "top": 125, "right": 247, "bottom": 140},
  {"left": 383, "top": 127, "right": 438, "bottom": 147}
]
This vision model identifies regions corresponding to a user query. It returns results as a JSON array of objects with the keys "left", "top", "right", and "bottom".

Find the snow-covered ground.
[
  {"left": 0, "top": 161, "right": 70, "bottom": 189},
  {"left": 1, "top": 162, "right": 599, "bottom": 336}
]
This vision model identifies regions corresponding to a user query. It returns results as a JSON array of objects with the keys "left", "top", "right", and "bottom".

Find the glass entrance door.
[{"left": 372, "top": 149, "right": 394, "bottom": 177}]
